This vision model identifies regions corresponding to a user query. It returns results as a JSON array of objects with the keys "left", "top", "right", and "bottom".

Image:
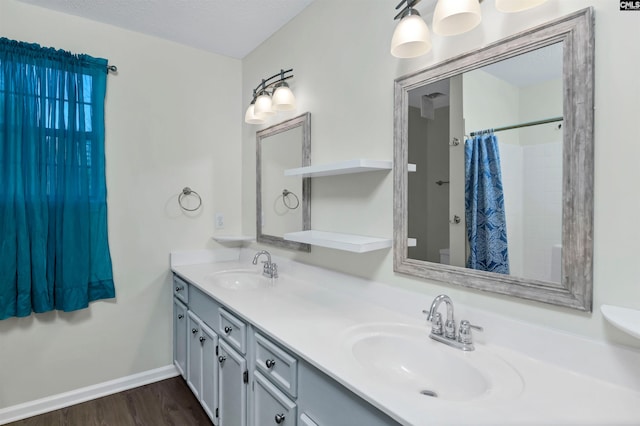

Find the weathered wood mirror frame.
[
  {"left": 257, "top": 112, "right": 311, "bottom": 252},
  {"left": 393, "top": 8, "right": 594, "bottom": 311}
]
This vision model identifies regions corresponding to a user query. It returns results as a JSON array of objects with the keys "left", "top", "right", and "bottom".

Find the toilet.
[{"left": 439, "top": 248, "right": 450, "bottom": 265}]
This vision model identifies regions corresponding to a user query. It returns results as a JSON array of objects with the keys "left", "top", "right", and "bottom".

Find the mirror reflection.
[
  {"left": 407, "top": 43, "right": 563, "bottom": 284},
  {"left": 257, "top": 113, "right": 311, "bottom": 251},
  {"left": 394, "top": 9, "right": 594, "bottom": 311}
]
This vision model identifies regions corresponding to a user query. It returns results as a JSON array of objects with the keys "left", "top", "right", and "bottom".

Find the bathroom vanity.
[
  {"left": 171, "top": 248, "right": 640, "bottom": 425},
  {"left": 172, "top": 250, "right": 398, "bottom": 426}
]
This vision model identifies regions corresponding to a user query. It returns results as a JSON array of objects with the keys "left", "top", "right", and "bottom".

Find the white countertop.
[{"left": 171, "top": 249, "right": 640, "bottom": 425}]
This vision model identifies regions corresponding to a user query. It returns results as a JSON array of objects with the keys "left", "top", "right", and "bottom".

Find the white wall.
[
  {"left": 242, "top": 0, "right": 640, "bottom": 349},
  {"left": 0, "top": 0, "right": 242, "bottom": 409}
]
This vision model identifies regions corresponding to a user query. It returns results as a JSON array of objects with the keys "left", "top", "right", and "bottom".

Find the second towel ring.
[
  {"left": 178, "top": 187, "right": 202, "bottom": 212},
  {"left": 282, "top": 189, "right": 300, "bottom": 210}
]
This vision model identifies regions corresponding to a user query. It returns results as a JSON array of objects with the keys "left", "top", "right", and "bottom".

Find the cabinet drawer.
[
  {"left": 173, "top": 275, "right": 189, "bottom": 304},
  {"left": 254, "top": 371, "right": 297, "bottom": 426},
  {"left": 219, "top": 308, "right": 247, "bottom": 354},
  {"left": 255, "top": 333, "right": 298, "bottom": 397}
]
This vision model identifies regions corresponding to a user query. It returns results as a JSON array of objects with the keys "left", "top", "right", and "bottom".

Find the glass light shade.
[
  {"left": 272, "top": 84, "right": 296, "bottom": 111},
  {"left": 390, "top": 14, "right": 432, "bottom": 58},
  {"left": 254, "top": 92, "right": 276, "bottom": 116},
  {"left": 432, "top": 0, "right": 481, "bottom": 36},
  {"left": 495, "top": 0, "right": 547, "bottom": 13},
  {"left": 245, "top": 104, "right": 265, "bottom": 124}
]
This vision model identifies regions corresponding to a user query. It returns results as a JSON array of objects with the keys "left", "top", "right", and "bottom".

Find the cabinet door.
[
  {"left": 218, "top": 340, "right": 247, "bottom": 426},
  {"left": 254, "top": 372, "right": 296, "bottom": 426},
  {"left": 173, "top": 298, "right": 188, "bottom": 379},
  {"left": 200, "top": 323, "right": 219, "bottom": 423},
  {"left": 187, "top": 311, "right": 202, "bottom": 400}
]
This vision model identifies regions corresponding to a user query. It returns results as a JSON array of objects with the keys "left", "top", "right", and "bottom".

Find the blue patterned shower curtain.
[{"left": 464, "top": 133, "right": 510, "bottom": 274}]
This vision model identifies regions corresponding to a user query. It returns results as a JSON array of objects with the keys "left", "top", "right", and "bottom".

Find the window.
[{"left": 0, "top": 38, "right": 115, "bottom": 319}]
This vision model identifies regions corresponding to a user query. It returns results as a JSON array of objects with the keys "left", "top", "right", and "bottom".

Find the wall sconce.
[
  {"left": 495, "top": 0, "right": 548, "bottom": 13},
  {"left": 391, "top": 0, "right": 548, "bottom": 59},
  {"left": 245, "top": 68, "right": 296, "bottom": 125}
]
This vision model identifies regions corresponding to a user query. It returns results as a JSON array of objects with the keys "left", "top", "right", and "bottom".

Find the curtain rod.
[
  {"left": 107, "top": 65, "right": 117, "bottom": 73},
  {"left": 469, "top": 116, "right": 563, "bottom": 137}
]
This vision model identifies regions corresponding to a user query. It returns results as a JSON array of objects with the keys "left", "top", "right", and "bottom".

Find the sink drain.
[{"left": 420, "top": 389, "right": 438, "bottom": 398}]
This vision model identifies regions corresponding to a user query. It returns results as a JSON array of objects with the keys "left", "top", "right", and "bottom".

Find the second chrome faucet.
[
  {"left": 424, "top": 294, "right": 483, "bottom": 351},
  {"left": 252, "top": 250, "right": 278, "bottom": 279}
]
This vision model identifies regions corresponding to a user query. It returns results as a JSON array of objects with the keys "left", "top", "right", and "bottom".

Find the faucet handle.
[
  {"left": 423, "top": 310, "right": 443, "bottom": 336},
  {"left": 458, "top": 320, "right": 483, "bottom": 345}
]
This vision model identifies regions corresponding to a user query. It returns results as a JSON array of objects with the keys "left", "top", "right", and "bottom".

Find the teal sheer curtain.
[{"left": 0, "top": 38, "right": 115, "bottom": 320}]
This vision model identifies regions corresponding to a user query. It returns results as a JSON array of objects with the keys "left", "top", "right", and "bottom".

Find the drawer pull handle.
[
  {"left": 265, "top": 359, "right": 276, "bottom": 369},
  {"left": 218, "top": 355, "right": 226, "bottom": 365},
  {"left": 224, "top": 326, "right": 233, "bottom": 334},
  {"left": 199, "top": 336, "right": 206, "bottom": 343},
  {"left": 275, "top": 413, "right": 285, "bottom": 424},
  {"left": 177, "top": 314, "right": 184, "bottom": 319},
  {"left": 192, "top": 328, "right": 198, "bottom": 334},
  {"left": 175, "top": 286, "right": 182, "bottom": 292}
]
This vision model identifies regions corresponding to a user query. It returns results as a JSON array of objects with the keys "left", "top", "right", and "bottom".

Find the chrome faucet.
[
  {"left": 252, "top": 250, "right": 278, "bottom": 278},
  {"left": 423, "top": 294, "right": 482, "bottom": 351}
]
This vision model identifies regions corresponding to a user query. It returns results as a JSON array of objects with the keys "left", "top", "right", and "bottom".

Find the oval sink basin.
[
  {"left": 342, "top": 323, "right": 523, "bottom": 402},
  {"left": 205, "top": 269, "right": 272, "bottom": 290}
]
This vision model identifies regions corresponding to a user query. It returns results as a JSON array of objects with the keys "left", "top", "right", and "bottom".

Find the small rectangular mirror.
[{"left": 257, "top": 113, "right": 311, "bottom": 251}]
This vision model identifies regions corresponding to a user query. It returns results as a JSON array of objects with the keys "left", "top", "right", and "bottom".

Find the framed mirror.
[
  {"left": 257, "top": 112, "right": 311, "bottom": 251},
  {"left": 393, "top": 9, "right": 594, "bottom": 311}
]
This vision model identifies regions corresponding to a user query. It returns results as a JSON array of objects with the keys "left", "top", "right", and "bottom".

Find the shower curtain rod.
[{"left": 469, "top": 116, "right": 563, "bottom": 137}]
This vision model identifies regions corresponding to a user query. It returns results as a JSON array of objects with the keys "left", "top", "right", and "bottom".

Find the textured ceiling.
[{"left": 17, "top": 0, "right": 315, "bottom": 59}]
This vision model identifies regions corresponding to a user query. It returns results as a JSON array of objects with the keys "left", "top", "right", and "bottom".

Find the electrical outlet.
[{"left": 215, "top": 213, "right": 224, "bottom": 229}]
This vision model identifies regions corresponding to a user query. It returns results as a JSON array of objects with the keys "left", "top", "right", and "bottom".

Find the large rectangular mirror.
[
  {"left": 257, "top": 112, "right": 311, "bottom": 251},
  {"left": 394, "top": 9, "right": 594, "bottom": 311}
]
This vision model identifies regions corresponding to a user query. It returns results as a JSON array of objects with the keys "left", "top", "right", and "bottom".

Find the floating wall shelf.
[
  {"left": 212, "top": 235, "right": 254, "bottom": 244},
  {"left": 283, "top": 230, "right": 391, "bottom": 253},
  {"left": 285, "top": 159, "right": 393, "bottom": 178},
  {"left": 601, "top": 305, "right": 640, "bottom": 340}
]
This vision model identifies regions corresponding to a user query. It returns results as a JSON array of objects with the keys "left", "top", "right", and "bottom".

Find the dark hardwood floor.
[{"left": 7, "top": 377, "right": 213, "bottom": 426}]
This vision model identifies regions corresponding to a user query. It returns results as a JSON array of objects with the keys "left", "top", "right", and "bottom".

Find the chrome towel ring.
[
  {"left": 282, "top": 189, "right": 299, "bottom": 210},
  {"left": 178, "top": 187, "right": 202, "bottom": 212}
]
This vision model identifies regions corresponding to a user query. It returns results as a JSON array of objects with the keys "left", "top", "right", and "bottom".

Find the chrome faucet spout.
[
  {"left": 427, "top": 294, "right": 454, "bottom": 324},
  {"left": 252, "top": 250, "right": 271, "bottom": 265},
  {"left": 252, "top": 250, "right": 278, "bottom": 279}
]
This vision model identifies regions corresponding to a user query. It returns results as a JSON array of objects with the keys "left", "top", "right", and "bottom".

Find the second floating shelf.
[
  {"left": 283, "top": 230, "right": 391, "bottom": 253},
  {"left": 284, "top": 159, "right": 393, "bottom": 178}
]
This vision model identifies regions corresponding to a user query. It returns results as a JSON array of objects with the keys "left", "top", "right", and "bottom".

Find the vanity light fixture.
[
  {"left": 245, "top": 69, "right": 296, "bottom": 124},
  {"left": 390, "top": 0, "right": 548, "bottom": 58},
  {"left": 391, "top": 1, "right": 432, "bottom": 58},
  {"left": 432, "top": 0, "right": 482, "bottom": 36},
  {"left": 495, "top": 0, "right": 548, "bottom": 13}
]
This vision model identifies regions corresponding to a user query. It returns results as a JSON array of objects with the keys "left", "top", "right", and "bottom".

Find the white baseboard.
[{"left": 0, "top": 364, "right": 180, "bottom": 425}]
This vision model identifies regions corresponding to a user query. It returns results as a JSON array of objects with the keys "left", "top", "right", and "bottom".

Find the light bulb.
[
  {"left": 245, "top": 104, "right": 265, "bottom": 124},
  {"left": 432, "top": 0, "right": 481, "bottom": 36},
  {"left": 254, "top": 91, "right": 276, "bottom": 116},
  {"left": 390, "top": 10, "right": 432, "bottom": 59},
  {"left": 495, "top": 0, "right": 547, "bottom": 13},
  {"left": 272, "top": 82, "right": 296, "bottom": 111}
]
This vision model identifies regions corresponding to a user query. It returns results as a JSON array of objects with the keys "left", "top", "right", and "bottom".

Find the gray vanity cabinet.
[
  {"left": 251, "top": 332, "right": 298, "bottom": 425},
  {"left": 173, "top": 273, "right": 399, "bottom": 426},
  {"left": 186, "top": 310, "right": 220, "bottom": 421},
  {"left": 254, "top": 371, "right": 297, "bottom": 425},
  {"left": 172, "top": 298, "right": 187, "bottom": 379},
  {"left": 297, "top": 362, "right": 400, "bottom": 426},
  {"left": 218, "top": 339, "right": 248, "bottom": 426},
  {"left": 200, "top": 322, "right": 219, "bottom": 420}
]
